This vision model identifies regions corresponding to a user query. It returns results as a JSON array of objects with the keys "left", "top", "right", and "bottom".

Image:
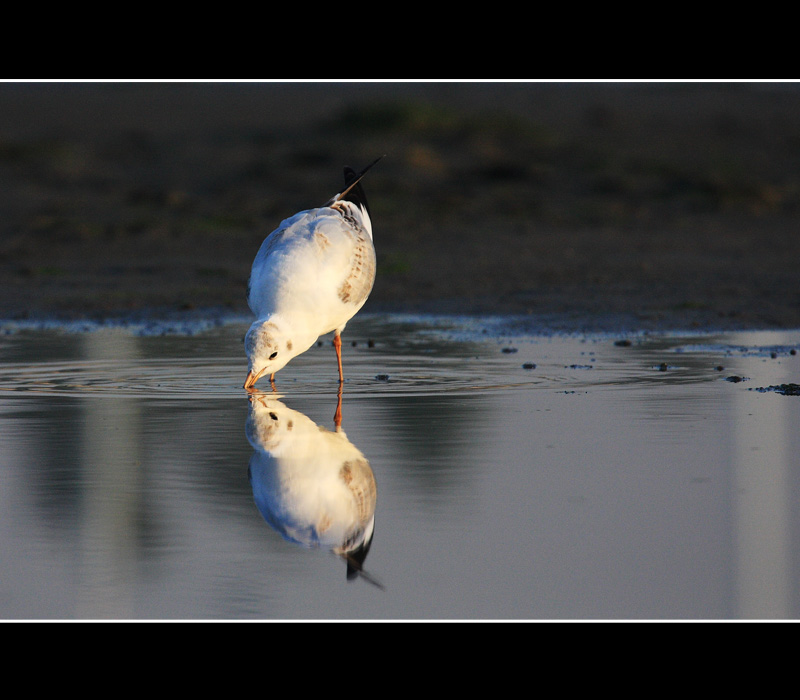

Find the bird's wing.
[
  {"left": 316, "top": 204, "right": 376, "bottom": 310},
  {"left": 247, "top": 206, "right": 375, "bottom": 320}
]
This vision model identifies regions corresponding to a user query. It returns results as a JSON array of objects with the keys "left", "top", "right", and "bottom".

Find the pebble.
[{"left": 752, "top": 383, "right": 800, "bottom": 395}]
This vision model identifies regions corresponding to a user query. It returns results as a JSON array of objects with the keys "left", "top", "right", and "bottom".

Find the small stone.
[
  {"left": 614, "top": 339, "right": 632, "bottom": 347},
  {"left": 752, "top": 383, "right": 800, "bottom": 395},
  {"left": 522, "top": 363, "right": 536, "bottom": 370}
]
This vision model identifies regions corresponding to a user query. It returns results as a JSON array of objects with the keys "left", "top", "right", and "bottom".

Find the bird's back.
[{"left": 247, "top": 203, "right": 375, "bottom": 331}]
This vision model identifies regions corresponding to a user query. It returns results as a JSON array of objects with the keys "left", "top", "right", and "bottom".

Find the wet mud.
[{"left": 1, "top": 82, "right": 799, "bottom": 333}]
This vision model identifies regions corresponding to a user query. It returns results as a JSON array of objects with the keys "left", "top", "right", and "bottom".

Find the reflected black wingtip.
[{"left": 342, "top": 526, "right": 384, "bottom": 589}]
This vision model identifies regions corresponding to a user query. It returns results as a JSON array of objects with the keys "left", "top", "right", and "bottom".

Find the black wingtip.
[
  {"left": 342, "top": 526, "right": 385, "bottom": 589},
  {"left": 339, "top": 155, "right": 385, "bottom": 215}
]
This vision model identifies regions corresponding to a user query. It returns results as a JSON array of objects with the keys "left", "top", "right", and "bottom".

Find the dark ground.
[{"left": 1, "top": 82, "right": 799, "bottom": 332}]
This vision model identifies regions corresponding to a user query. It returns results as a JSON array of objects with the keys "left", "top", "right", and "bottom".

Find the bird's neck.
[{"left": 266, "top": 311, "right": 321, "bottom": 354}]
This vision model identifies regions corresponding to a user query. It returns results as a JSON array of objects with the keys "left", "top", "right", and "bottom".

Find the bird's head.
[{"left": 243, "top": 318, "right": 298, "bottom": 389}]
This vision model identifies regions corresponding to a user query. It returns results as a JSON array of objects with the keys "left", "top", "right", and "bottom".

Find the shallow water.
[{"left": 1, "top": 314, "right": 799, "bottom": 620}]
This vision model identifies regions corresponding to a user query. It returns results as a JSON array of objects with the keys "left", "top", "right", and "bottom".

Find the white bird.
[
  {"left": 246, "top": 394, "right": 381, "bottom": 586},
  {"left": 243, "top": 157, "right": 383, "bottom": 391}
]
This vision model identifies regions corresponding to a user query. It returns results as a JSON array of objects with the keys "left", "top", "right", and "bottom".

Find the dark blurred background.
[{"left": 1, "top": 81, "right": 798, "bottom": 329}]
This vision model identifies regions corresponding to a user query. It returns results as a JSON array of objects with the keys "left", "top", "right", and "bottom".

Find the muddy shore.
[{"left": 1, "top": 82, "right": 798, "bottom": 333}]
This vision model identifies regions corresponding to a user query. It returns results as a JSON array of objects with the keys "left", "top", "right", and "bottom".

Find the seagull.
[
  {"left": 244, "top": 157, "right": 383, "bottom": 391},
  {"left": 246, "top": 393, "right": 382, "bottom": 587}
]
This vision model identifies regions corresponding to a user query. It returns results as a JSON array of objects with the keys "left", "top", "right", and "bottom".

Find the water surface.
[{"left": 1, "top": 315, "right": 799, "bottom": 620}]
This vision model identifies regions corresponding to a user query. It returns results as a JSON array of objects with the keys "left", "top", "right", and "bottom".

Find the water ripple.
[{"left": 0, "top": 356, "right": 243, "bottom": 399}]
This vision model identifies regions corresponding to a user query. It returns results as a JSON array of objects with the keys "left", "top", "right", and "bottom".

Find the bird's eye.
[{"left": 269, "top": 351, "right": 278, "bottom": 360}]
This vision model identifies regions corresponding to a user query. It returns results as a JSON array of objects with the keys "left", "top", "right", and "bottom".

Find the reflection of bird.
[
  {"left": 244, "top": 157, "right": 383, "bottom": 390},
  {"left": 246, "top": 394, "right": 381, "bottom": 586}
]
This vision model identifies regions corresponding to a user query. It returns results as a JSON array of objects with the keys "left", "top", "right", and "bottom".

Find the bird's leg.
[
  {"left": 334, "top": 383, "right": 343, "bottom": 429},
  {"left": 333, "top": 332, "right": 344, "bottom": 426},
  {"left": 270, "top": 373, "right": 276, "bottom": 391},
  {"left": 333, "top": 331, "right": 344, "bottom": 383}
]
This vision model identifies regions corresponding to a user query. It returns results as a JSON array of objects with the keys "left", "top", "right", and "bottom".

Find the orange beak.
[{"left": 244, "top": 368, "right": 266, "bottom": 390}]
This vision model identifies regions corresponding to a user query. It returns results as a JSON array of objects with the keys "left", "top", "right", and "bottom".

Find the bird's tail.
[{"left": 325, "top": 155, "right": 385, "bottom": 214}]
